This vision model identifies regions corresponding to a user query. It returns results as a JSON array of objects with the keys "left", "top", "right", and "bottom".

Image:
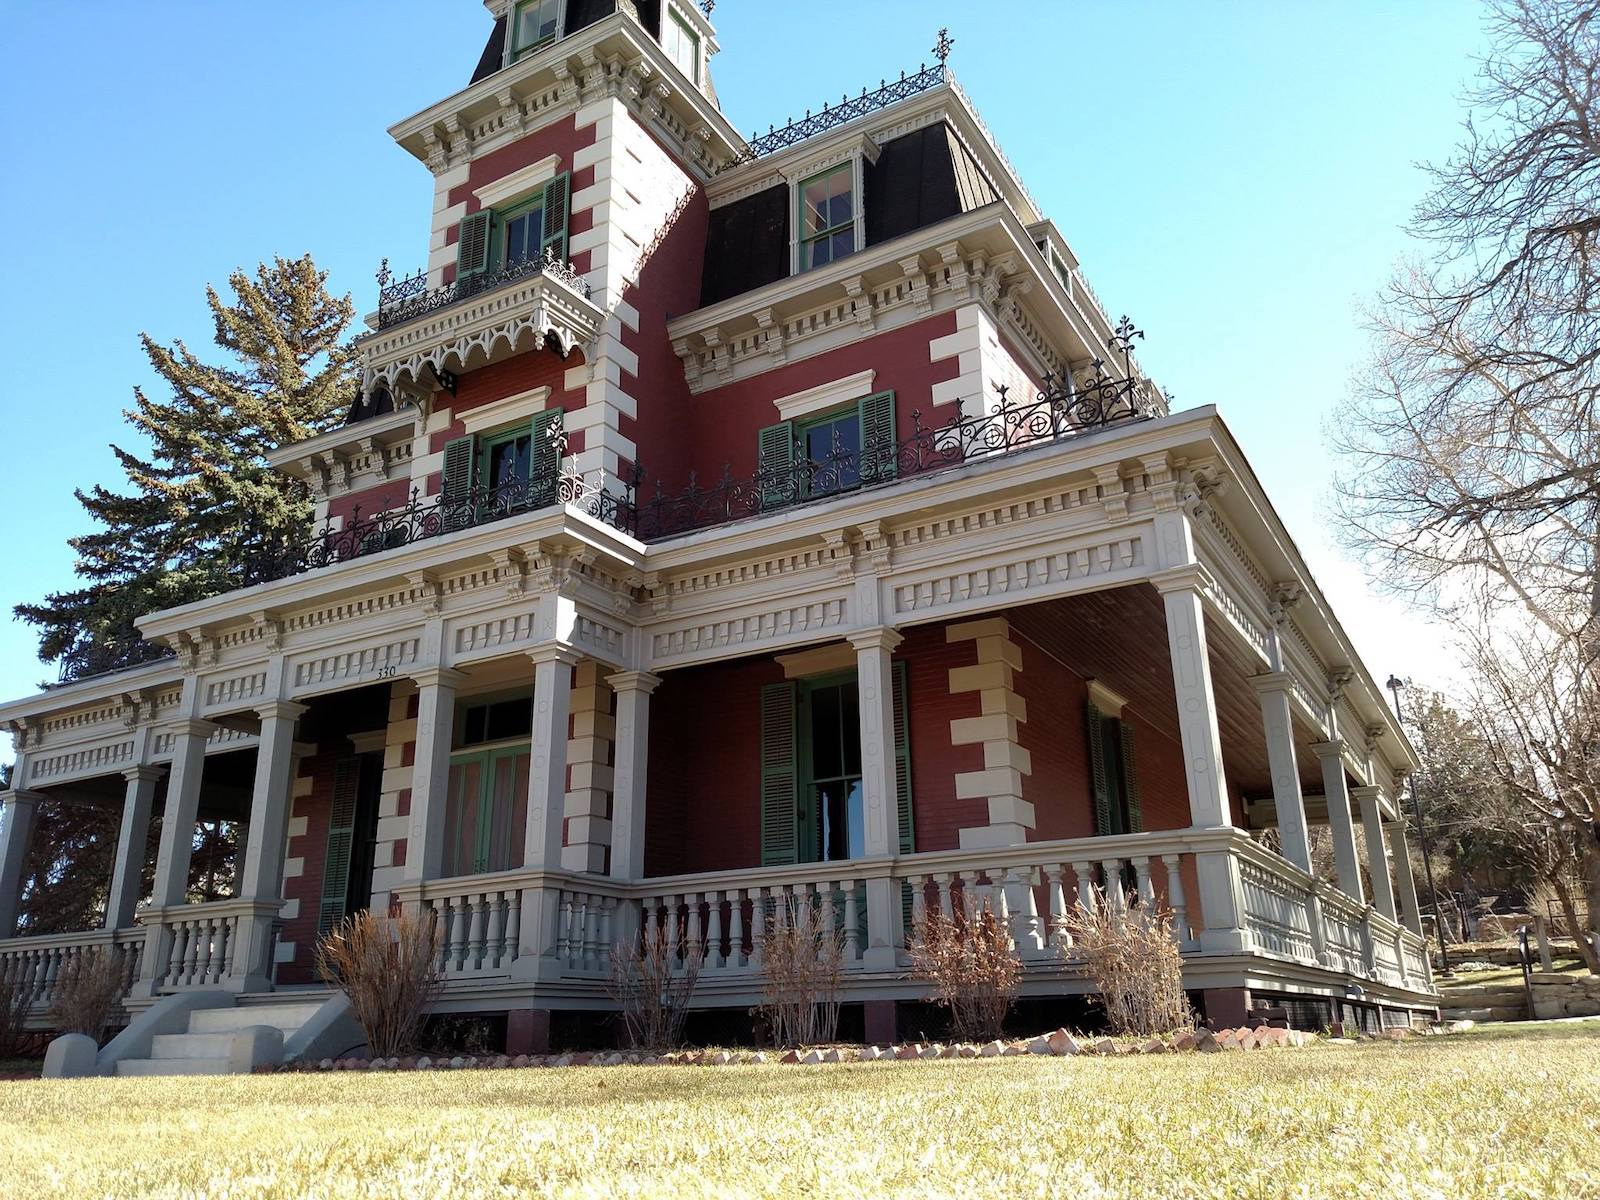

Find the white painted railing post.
[
  {"left": 105, "top": 766, "right": 162, "bottom": 932},
  {"left": 0, "top": 788, "right": 42, "bottom": 938},
  {"left": 850, "top": 628, "right": 905, "bottom": 970},
  {"left": 1354, "top": 786, "right": 1398, "bottom": 923},
  {"left": 607, "top": 671, "right": 662, "bottom": 882}
]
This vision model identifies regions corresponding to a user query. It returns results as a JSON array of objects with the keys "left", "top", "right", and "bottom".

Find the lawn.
[{"left": 2, "top": 1023, "right": 1597, "bottom": 1199}]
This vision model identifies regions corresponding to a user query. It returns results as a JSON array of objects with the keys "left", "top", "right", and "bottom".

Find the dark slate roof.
[
  {"left": 701, "top": 182, "right": 790, "bottom": 307},
  {"left": 469, "top": 16, "right": 507, "bottom": 85},
  {"left": 700, "top": 122, "right": 1001, "bottom": 308}
]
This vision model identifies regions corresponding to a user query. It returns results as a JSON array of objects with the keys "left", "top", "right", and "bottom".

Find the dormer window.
[
  {"left": 663, "top": 7, "right": 701, "bottom": 85},
  {"left": 798, "top": 163, "right": 856, "bottom": 271},
  {"left": 510, "top": 0, "right": 562, "bottom": 62}
]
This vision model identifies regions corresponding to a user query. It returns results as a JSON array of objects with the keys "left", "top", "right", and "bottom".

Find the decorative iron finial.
[
  {"left": 933, "top": 28, "right": 955, "bottom": 65},
  {"left": 1111, "top": 315, "right": 1144, "bottom": 356},
  {"left": 377, "top": 257, "right": 392, "bottom": 290},
  {"left": 700, "top": 0, "right": 715, "bottom": 14}
]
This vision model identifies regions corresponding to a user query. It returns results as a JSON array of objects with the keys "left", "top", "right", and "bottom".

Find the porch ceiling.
[{"left": 1002, "top": 585, "right": 1321, "bottom": 809}]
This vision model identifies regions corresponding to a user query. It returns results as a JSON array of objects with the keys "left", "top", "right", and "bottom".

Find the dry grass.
[{"left": 0, "top": 1024, "right": 1597, "bottom": 1198}]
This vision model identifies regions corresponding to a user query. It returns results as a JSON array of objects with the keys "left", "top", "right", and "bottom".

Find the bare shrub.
[
  {"left": 1063, "top": 895, "right": 1191, "bottom": 1037},
  {"left": 608, "top": 922, "right": 703, "bottom": 1051},
  {"left": 315, "top": 908, "right": 443, "bottom": 1058},
  {"left": 906, "top": 906, "right": 1020, "bottom": 1042},
  {"left": 46, "top": 947, "right": 126, "bottom": 1042},
  {"left": 758, "top": 898, "right": 844, "bottom": 1048},
  {"left": 0, "top": 976, "right": 33, "bottom": 1059}
]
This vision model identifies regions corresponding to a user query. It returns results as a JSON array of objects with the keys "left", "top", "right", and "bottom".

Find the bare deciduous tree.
[{"left": 1335, "top": 0, "right": 1600, "bottom": 968}]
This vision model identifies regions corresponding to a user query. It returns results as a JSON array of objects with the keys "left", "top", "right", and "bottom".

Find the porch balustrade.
[
  {"left": 1318, "top": 888, "right": 1370, "bottom": 977},
  {"left": 0, "top": 927, "right": 144, "bottom": 1016}
]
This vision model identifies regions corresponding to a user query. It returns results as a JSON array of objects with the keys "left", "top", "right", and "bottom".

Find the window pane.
[
  {"left": 810, "top": 685, "right": 843, "bottom": 780},
  {"left": 810, "top": 237, "right": 832, "bottom": 269},
  {"left": 463, "top": 705, "right": 487, "bottom": 747},
  {"left": 841, "top": 683, "right": 861, "bottom": 777},
  {"left": 487, "top": 697, "right": 533, "bottom": 743},
  {"left": 445, "top": 759, "right": 483, "bottom": 877},
  {"left": 832, "top": 228, "right": 855, "bottom": 261}
]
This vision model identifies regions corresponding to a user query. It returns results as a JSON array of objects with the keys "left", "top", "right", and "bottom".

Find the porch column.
[
  {"left": 1355, "top": 786, "right": 1398, "bottom": 922},
  {"left": 404, "top": 667, "right": 465, "bottom": 883},
  {"left": 520, "top": 647, "right": 578, "bottom": 970},
  {"left": 230, "top": 700, "right": 307, "bottom": 988},
  {"left": 851, "top": 628, "right": 904, "bottom": 969},
  {"left": 1314, "top": 742, "right": 1365, "bottom": 903},
  {"left": 0, "top": 789, "right": 42, "bottom": 937},
  {"left": 105, "top": 767, "right": 163, "bottom": 931},
  {"left": 607, "top": 670, "right": 661, "bottom": 882},
  {"left": 1252, "top": 674, "right": 1312, "bottom": 873},
  {"left": 1153, "top": 568, "right": 1230, "bottom": 827},
  {"left": 1154, "top": 566, "right": 1248, "bottom": 953},
  {"left": 1386, "top": 816, "right": 1424, "bottom": 936},
  {"left": 149, "top": 720, "right": 218, "bottom": 908}
]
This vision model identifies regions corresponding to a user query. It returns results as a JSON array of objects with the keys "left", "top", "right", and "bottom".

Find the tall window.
[
  {"left": 500, "top": 196, "right": 546, "bottom": 268},
  {"left": 663, "top": 8, "right": 700, "bottom": 84},
  {"left": 511, "top": 0, "right": 562, "bottom": 61},
  {"left": 798, "top": 164, "right": 856, "bottom": 271},
  {"left": 443, "top": 696, "right": 534, "bottom": 878},
  {"left": 799, "top": 407, "right": 862, "bottom": 496},
  {"left": 1086, "top": 698, "right": 1142, "bottom": 836},
  {"left": 759, "top": 666, "right": 913, "bottom": 867}
]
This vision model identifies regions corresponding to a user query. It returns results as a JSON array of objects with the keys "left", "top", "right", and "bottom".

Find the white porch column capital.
[
  {"left": 160, "top": 717, "right": 219, "bottom": 740},
  {"left": 253, "top": 699, "right": 308, "bottom": 723},
  {"left": 0, "top": 788, "right": 45, "bottom": 810},
  {"left": 846, "top": 627, "right": 904, "bottom": 654},
  {"left": 1310, "top": 738, "right": 1345, "bottom": 763},
  {"left": 605, "top": 670, "right": 663, "bottom": 695},
  {"left": 1250, "top": 671, "right": 1295, "bottom": 696},
  {"left": 526, "top": 645, "right": 583, "bottom": 669},
  {"left": 1149, "top": 562, "right": 1214, "bottom": 596},
  {"left": 408, "top": 666, "right": 467, "bottom": 690},
  {"left": 120, "top": 764, "right": 166, "bottom": 785}
]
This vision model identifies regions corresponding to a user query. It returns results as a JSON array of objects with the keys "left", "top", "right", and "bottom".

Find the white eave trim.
[{"left": 266, "top": 407, "right": 420, "bottom": 472}]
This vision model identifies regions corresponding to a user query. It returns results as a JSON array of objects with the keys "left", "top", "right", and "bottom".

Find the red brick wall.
[
  {"left": 443, "top": 116, "right": 600, "bottom": 282},
  {"left": 278, "top": 752, "right": 336, "bottom": 985},
  {"left": 326, "top": 479, "right": 417, "bottom": 527},
  {"left": 422, "top": 347, "right": 590, "bottom": 495},
  {"left": 642, "top": 621, "right": 987, "bottom": 876},
  {"left": 675, "top": 311, "right": 963, "bottom": 490}
]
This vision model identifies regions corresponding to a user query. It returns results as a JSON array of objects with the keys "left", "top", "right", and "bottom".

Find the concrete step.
[
  {"left": 149, "top": 1033, "right": 238, "bottom": 1060},
  {"left": 116, "top": 1057, "right": 233, "bottom": 1077},
  {"left": 187, "top": 1002, "right": 322, "bottom": 1035}
]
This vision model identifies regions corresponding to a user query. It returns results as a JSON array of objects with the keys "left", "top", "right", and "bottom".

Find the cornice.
[{"left": 387, "top": 14, "right": 744, "bottom": 180}]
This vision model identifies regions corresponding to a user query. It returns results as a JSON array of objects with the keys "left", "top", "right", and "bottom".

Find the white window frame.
[
  {"left": 503, "top": 0, "right": 567, "bottom": 67},
  {"left": 662, "top": 3, "right": 702, "bottom": 85},
  {"left": 785, "top": 133, "right": 879, "bottom": 277}
]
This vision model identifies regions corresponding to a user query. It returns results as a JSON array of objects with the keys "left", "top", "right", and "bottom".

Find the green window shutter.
[
  {"left": 442, "top": 436, "right": 475, "bottom": 500},
  {"left": 541, "top": 172, "right": 571, "bottom": 264},
  {"left": 1086, "top": 701, "right": 1112, "bottom": 836},
  {"left": 893, "top": 660, "right": 914, "bottom": 854},
  {"left": 529, "top": 407, "right": 563, "bottom": 507},
  {"left": 857, "top": 390, "right": 897, "bottom": 485},
  {"left": 1119, "top": 721, "right": 1143, "bottom": 832},
  {"left": 757, "top": 421, "right": 795, "bottom": 511},
  {"left": 441, "top": 434, "right": 476, "bottom": 531},
  {"left": 318, "top": 758, "right": 362, "bottom": 937},
  {"left": 759, "top": 682, "right": 799, "bottom": 866},
  {"left": 456, "top": 210, "right": 493, "bottom": 281}
]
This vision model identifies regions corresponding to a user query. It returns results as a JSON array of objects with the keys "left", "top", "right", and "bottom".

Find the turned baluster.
[
  {"left": 467, "top": 893, "right": 488, "bottom": 972},
  {"left": 704, "top": 891, "right": 724, "bottom": 969},
  {"left": 485, "top": 891, "right": 507, "bottom": 970},
  {"left": 841, "top": 879, "right": 860, "bottom": 960},
  {"left": 934, "top": 873, "right": 954, "bottom": 922},
  {"left": 1072, "top": 861, "right": 1097, "bottom": 916},
  {"left": 1045, "top": 863, "right": 1069, "bottom": 947},
  {"left": 685, "top": 892, "right": 704, "bottom": 967},
  {"left": 1133, "top": 856, "right": 1155, "bottom": 910},
  {"left": 749, "top": 887, "right": 767, "bottom": 969},
  {"left": 664, "top": 894, "right": 681, "bottom": 963},
  {"left": 728, "top": 889, "right": 746, "bottom": 968}
]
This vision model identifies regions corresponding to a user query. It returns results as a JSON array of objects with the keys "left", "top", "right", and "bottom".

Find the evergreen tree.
[{"left": 16, "top": 255, "right": 357, "bottom": 680}]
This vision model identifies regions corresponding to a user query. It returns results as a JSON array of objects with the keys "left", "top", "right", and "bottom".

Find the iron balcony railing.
[
  {"left": 373, "top": 251, "right": 593, "bottom": 332},
  {"left": 242, "top": 328, "right": 1165, "bottom": 586}
]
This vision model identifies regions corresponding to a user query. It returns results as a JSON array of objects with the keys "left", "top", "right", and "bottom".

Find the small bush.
[
  {"left": 1062, "top": 895, "right": 1191, "bottom": 1037},
  {"left": 758, "top": 900, "right": 844, "bottom": 1048},
  {"left": 46, "top": 947, "right": 127, "bottom": 1042},
  {"left": 608, "top": 924, "right": 702, "bottom": 1052},
  {"left": 315, "top": 909, "right": 443, "bottom": 1058},
  {"left": 906, "top": 907, "right": 1020, "bottom": 1042},
  {"left": 0, "top": 976, "right": 33, "bottom": 1059}
]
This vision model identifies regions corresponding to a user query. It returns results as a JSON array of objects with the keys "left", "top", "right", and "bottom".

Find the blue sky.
[{"left": 0, "top": 0, "right": 1487, "bottom": 728}]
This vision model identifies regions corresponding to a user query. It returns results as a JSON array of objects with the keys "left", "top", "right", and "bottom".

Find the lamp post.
[{"left": 1386, "top": 674, "right": 1451, "bottom": 975}]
